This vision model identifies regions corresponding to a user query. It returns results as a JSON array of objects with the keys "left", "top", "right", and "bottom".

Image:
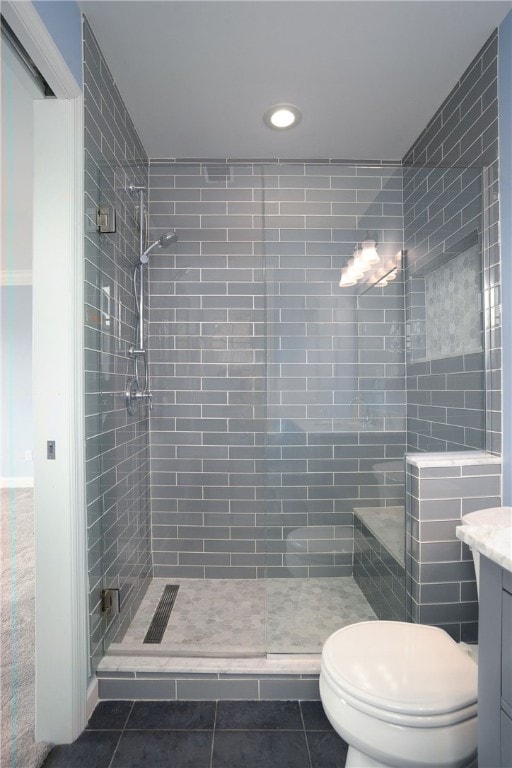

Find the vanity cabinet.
[{"left": 478, "top": 556, "right": 512, "bottom": 767}]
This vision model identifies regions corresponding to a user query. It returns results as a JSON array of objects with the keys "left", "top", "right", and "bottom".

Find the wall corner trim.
[{"left": 2, "top": 1, "right": 82, "bottom": 98}]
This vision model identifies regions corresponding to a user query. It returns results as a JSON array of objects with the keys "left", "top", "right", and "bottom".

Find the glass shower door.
[
  {"left": 84, "top": 144, "right": 152, "bottom": 669},
  {"left": 263, "top": 162, "right": 407, "bottom": 653}
]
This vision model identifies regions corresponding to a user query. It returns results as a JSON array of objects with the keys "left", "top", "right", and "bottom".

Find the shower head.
[{"left": 139, "top": 231, "right": 178, "bottom": 264}]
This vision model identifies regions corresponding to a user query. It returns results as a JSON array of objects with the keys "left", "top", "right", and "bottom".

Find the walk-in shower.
[
  {"left": 125, "top": 183, "right": 177, "bottom": 415},
  {"left": 87, "top": 154, "right": 490, "bottom": 670},
  {"left": 82, "top": 18, "right": 499, "bottom": 694},
  {"left": 100, "top": 160, "right": 409, "bottom": 660}
]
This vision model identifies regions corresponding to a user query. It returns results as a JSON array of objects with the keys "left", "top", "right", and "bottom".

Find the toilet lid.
[{"left": 322, "top": 621, "right": 477, "bottom": 716}]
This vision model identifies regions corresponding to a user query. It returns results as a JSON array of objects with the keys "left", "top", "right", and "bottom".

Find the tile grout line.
[
  {"left": 209, "top": 700, "right": 218, "bottom": 768},
  {"left": 299, "top": 701, "right": 314, "bottom": 768},
  {"left": 106, "top": 700, "right": 135, "bottom": 768}
]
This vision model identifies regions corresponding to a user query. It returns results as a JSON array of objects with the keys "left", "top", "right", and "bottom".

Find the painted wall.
[
  {"left": 1, "top": 36, "right": 45, "bottom": 483},
  {"left": 33, "top": 0, "right": 83, "bottom": 89},
  {"left": 499, "top": 11, "right": 512, "bottom": 504},
  {"left": 1, "top": 286, "right": 33, "bottom": 481},
  {"left": 403, "top": 31, "right": 500, "bottom": 454},
  {"left": 147, "top": 160, "right": 405, "bottom": 579},
  {"left": 83, "top": 18, "right": 151, "bottom": 670}
]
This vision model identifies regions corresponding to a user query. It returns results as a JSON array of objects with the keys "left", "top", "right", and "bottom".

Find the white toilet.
[{"left": 320, "top": 621, "right": 477, "bottom": 768}]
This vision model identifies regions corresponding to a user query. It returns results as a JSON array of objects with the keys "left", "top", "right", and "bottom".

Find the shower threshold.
[
  {"left": 108, "top": 648, "right": 266, "bottom": 658},
  {"left": 98, "top": 578, "right": 376, "bottom": 700}
]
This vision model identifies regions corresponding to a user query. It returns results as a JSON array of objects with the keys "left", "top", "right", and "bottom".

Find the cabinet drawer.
[{"left": 503, "top": 589, "right": 512, "bottom": 709}]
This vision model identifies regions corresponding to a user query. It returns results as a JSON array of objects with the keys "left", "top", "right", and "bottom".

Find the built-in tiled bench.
[{"left": 353, "top": 506, "right": 406, "bottom": 621}]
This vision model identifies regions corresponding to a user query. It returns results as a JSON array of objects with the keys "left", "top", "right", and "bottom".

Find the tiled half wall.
[{"left": 405, "top": 451, "right": 501, "bottom": 642}]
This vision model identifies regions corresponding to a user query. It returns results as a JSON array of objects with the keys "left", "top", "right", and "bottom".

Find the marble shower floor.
[{"left": 108, "top": 577, "right": 376, "bottom": 657}]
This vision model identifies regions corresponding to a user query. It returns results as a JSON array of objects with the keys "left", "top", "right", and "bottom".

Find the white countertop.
[{"left": 456, "top": 523, "right": 512, "bottom": 573}]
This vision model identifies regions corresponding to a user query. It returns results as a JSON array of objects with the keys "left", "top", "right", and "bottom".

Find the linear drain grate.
[{"left": 143, "top": 585, "right": 179, "bottom": 644}]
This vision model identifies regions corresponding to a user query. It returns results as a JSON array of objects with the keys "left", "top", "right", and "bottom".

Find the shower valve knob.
[{"left": 128, "top": 346, "right": 146, "bottom": 358}]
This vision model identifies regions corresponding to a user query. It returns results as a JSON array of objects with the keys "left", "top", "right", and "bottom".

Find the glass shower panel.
[
  {"left": 263, "top": 162, "right": 407, "bottom": 653},
  {"left": 84, "top": 151, "right": 152, "bottom": 670},
  {"left": 104, "top": 160, "right": 270, "bottom": 659},
  {"left": 403, "top": 165, "right": 486, "bottom": 453}
]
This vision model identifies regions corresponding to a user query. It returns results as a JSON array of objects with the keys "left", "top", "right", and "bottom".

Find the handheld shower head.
[
  {"left": 139, "top": 231, "right": 178, "bottom": 264},
  {"left": 159, "top": 231, "right": 178, "bottom": 246}
]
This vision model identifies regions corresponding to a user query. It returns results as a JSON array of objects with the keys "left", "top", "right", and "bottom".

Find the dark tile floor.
[{"left": 41, "top": 700, "right": 348, "bottom": 768}]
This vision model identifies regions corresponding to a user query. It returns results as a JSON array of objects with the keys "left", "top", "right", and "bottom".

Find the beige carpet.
[{"left": 1, "top": 488, "right": 50, "bottom": 768}]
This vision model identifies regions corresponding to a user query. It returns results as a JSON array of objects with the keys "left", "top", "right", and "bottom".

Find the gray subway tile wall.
[
  {"left": 147, "top": 161, "right": 406, "bottom": 579},
  {"left": 81, "top": 18, "right": 505, "bottom": 667},
  {"left": 96, "top": 670, "right": 321, "bottom": 701},
  {"left": 353, "top": 516, "right": 406, "bottom": 622},
  {"left": 403, "top": 30, "right": 500, "bottom": 454},
  {"left": 84, "top": 18, "right": 152, "bottom": 669}
]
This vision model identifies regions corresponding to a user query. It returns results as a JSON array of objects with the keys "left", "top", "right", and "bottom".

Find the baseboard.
[
  {"left": 86, "top": 678, "right": 99, "bottom": 721},
  {"left": 0, "top": 477, "right": 34, "bottom": 488}
]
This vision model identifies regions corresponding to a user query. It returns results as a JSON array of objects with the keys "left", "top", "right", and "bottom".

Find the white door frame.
[{"left": 3, "top": 2, "right": 88, "bottom": 743}]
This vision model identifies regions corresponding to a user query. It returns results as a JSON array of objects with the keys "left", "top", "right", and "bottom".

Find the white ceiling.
[{"left": 80, "top": 1, "right": 512, "bottom": 160}]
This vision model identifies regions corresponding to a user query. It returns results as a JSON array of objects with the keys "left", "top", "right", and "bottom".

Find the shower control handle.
[
  {"left": 128, "top": 346, "right": 146, "bottom": 358},
  {"left": 125, "top": 378, "right": 153, "bottom": 414}
]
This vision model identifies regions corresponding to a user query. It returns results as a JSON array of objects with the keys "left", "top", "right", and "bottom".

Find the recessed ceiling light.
[{"left": 263, "top": 104, "right": 302, "bottom": 130}]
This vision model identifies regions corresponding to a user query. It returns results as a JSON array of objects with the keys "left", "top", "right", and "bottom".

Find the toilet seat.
[
  {"left": 321, "top": 621, "right": 477, "bottom": 719},
  {"left": 320, "top": 621, "right": 478, "bottom": 768},
  {"left": 320, "top": 665, "right": 477, "bottom": 729}
]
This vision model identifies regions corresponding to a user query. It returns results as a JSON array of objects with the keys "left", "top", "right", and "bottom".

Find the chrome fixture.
[
  {"left": 127, "top": 183, "right": 146, "bottom": 194},
  {"left": 125, "top": 376, "right": 152, "bottom": 416},
  {"left": 263, "top": 104, "right": 302, "bottom": 130},
  {"left": 96, "top": 204, "right": 117, "bottom": 233},
  {"left": 139, "top": 231, "right": 178, "bottom": 265},
  {"left": 125, "top": 184, "right": 178, "bottom": 414},
  {"left": 100, "top": 587, "right": 120, "bottom": 616}
]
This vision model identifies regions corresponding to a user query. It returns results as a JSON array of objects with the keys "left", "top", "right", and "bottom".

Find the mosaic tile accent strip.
[{"left": 425, "top": 245, "right": 483, "bottom": 360}]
